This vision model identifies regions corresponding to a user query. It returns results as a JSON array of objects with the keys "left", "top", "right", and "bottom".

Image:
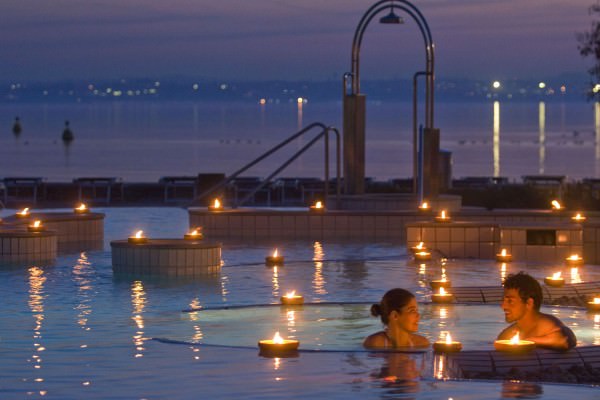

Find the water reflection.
[
  {"left": 312, "top": 241, "right": 327, "bottom": 297},
  {"left": 501, "top": 381, "right": 543, "bottom": 398},
  {"left": 593, "top": 314, "right": 600, "bottom": 345},
  {"left": 570, "top": 267, "right": 583, "bottom": 284},
  {"left": 493, "top": 101, "right": 500, "bottom": 177},
  {"left": 28, "top": 266, "right": 46, "bottom": 392},
  {"left": 130, "top": 281, "right": 147, "bottom": 358},
  {"left": 371, "top": 353, "right": 422, "bottom": 395},
  {"left": 596, "top": 103, "right": 600, "bottom": 174},
  {"left": 188, "top": 298, "right": 204, "bottom": 342},
  {"left": 539, "top": 101, "right": 546, "bottom": 174},
  {"left": 73, "top": 253, "right": 93, "bottom": 334},
  {"left": 272, "top": 266, "right": 280, "bottom": 297}
]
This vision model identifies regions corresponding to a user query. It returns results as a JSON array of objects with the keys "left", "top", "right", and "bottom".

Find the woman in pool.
[{"left": 363, "top": 288, "right": 430, "bottom": 349}]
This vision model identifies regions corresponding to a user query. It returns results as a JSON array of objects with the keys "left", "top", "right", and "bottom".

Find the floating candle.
[
  {"left": 74, "top": 203, "right": 89, "bottom": 214},
  {"left": 410, "top": 242, "right": 427, "bottom": 255},
  {"left": 258, "top": 331, "right": 299, "bottom": 356},
  {"left": 566, "top": 254, "right": 583, "bottom": 266},
  {"left": 435, "top": 210, "right": 451, "bottom": 223},
  {"left": 27, "top": 220, "right": 45, "bottom": 232},
  {"left": 433, "top": 332, "right": 462, "bottom": 353},
  {"left": 414, "top": 250, "right": 432, "bottom": 262},
  {"left": 208, "top": 198, "right": 222, "bottom": 211},
  {"left": 280, "top": 290, "right": 304, "bottom": 306},
  {"left": 551, "top": 200, "right": 562, "bottom": 211},
  {"left": 432, "top": 287, "right": 454, "bottom": 304},
  {"left": 572, "top": 212, "right": 586, "bottom": 223},
  {"left": 544, "top": 271, "right": 564, "bottom": 287},
  {"left": 495, "top": 248, "right": 512, "bottom": 263},
  {"left": 184, "top": 227, "right": 203, "bottom": 240},
  {"left": 587, "top": 297, "right": 600, "bottom": 312},
  {"left": 309, "top": 200, "right": 325, "bottom": 213},
  {"left": 128, "top": 230, "right": 148, "bottom": 244},
  {"left": 16, "top": 207, "right": 30, "bottom": 218},
  {"left": 266, "top": 248, "right": 284, "bottom": 266},
  {"left": 494, "top": 332, "right": 535, "bottom": 353}
]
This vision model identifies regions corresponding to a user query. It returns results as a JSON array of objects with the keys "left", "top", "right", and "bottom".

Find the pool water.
[{"left": 0, "top": 207, "right": 599, "bottom": 399}]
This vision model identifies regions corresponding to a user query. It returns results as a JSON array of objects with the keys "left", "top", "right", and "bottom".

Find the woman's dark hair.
[{"left": 371, "top": 288, "right": 415, "bottom": 325}]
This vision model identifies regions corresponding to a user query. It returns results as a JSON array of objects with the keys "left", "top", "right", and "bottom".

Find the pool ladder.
[{"left": 193, "top": 122, "right": 341, "bottom": 208}]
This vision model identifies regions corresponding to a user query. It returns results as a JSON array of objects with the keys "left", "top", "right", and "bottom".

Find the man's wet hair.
[{"left": 503, "top": 272, "right": 543, "bottom": 311}]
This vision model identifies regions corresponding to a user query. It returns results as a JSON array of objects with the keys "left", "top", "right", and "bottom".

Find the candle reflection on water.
[
  {"left": 272, "top": 266, "right": 280, "bottom": 297},
  {"left": 312, "top": 241, "right": 327, "bottom": 297},
  {"left": 131, "top": 281, "right": 147, "bottom": 358},
  {"left": 188, "top": 298, "right": 204, "bottom": 342},
  {"left": 28, "top": 266, "right": 46, "bottom": 383},
  {"left": 571, "top": 267, "right": 583, "bottom": 284},
  {"left": 594, "top": 314, "right": 600, "bottom": 345},
  {"left": 539, "top": 101, "right": 546, "bottom": 174},
  {"left": 73, "top": 252, "right": 93, "bottom": 359}
]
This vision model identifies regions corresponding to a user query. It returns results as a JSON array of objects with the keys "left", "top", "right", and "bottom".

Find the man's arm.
[{"left": 525, "top": 316, "right": 577, "bottom": 350}]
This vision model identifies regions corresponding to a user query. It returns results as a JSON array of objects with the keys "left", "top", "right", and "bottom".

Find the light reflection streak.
[
  {"left": 500, "top": 263, "right": 507, "bottom": 282},
  {"left": 28, "top": 266, "right": 46, "bottom": 389},
  {"left": 188, "top": 298, "right": 204, "bottom": 342},
  {"left": 73, "top": 253, "right": 93, "bottom": 334},
  {"left": 493, "top": 101, "right": 500, "bottom": 177},
  {"left": 538, "top": 101, "right": 546, "bottom": 174},
  {"left": 593, "top": 314, "right": 600, "bottom": 345},
  {"left": 130, "top": 281, "right": 147, "bottom": 358},
  {"left": 272, "top": 266, "right": 280, "bottom": 297},
  {"left": 220, "top": 276, "right": 229, "bottom": 302},
  {"left": 596, "top": 102, "right": 600, "bottom": 178},
  {"left": 570, "top": 267, "right": 582, "bottom": 284},
  {"left": 312, "top": 241, "right": 327, "bottom": 296},
  {"left": 434, "top": 355, "right": 446, "bottom": 380}
]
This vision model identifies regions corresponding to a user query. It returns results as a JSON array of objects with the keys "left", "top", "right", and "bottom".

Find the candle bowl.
[
  {"left": 566, "top": 256, "right": 584, "bottom": 266},
  {"left": 280, "top": 295, "right": 304, "bottom": 306},
  {"left": 433, "top": 341, "right": 462, "bottom": 354},
  {"left": 544, "top": 277, "right": 565, "bottom": 287},
  {"left": 495, "top": 254, "right": 512, "bottom": 263},
  {"left": 265, "top": 256, "right": 284, "bottom": 266},
  {"left": 74, "top": 206, "right": 89, "bottom": 214},
  {"left": 258, "top": 339, "right": 299, "bottom": 357},
  {"left": 27, "top": 224, "right": 45, "bottom": 233},
  {"left": 128, "top": 237, "right": 148, "bottom": 244},
  {"left": 586, "top": 301, "right": 600, "bottom": 313},
  {"left": 413, "top": 251, "right": 432, "bottom": 262},
  {"left": 430, "top": 280, "right": 451, "bottom": 291},
  {"left": 431, "top": 293, "right": 454, "bottom": 304},
  {"left": 434, "top": 216, "right": 451, "bottom": 223},
  {"left": 494, "top": 339, "right": 535, "bottom": 353},
  {"left": 309, "top": 204, "right": 325, "bottom": 213},
  {"left": 15, "top": 212, "right": 30, "bottom": 219},
  {"left": 184, "top": 232, "right": 203, "bottom": 240}
]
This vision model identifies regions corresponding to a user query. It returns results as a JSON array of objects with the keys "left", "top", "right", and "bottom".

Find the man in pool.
[{"left": 497, "top": 272, "right": 577, "bottom": 351}]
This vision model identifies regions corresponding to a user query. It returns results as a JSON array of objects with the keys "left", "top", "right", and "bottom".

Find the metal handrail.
[{"left": 192, "top": 122, "right": 341, "bottom": 208}]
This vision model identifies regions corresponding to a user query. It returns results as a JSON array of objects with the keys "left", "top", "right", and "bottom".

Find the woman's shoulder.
[
  {"left": 410, "top": 333, "right": 430, "bottom": 347},
  {"left": 363, "top": 331, "right": 387, "bottom": 348}
]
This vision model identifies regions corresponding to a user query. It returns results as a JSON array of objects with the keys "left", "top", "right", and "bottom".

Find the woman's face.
[{"left": 390, "top": 297, "right": 420, "bottom": 332}]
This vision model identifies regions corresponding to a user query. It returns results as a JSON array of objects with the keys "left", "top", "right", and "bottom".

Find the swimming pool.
[{"left": 0, "top": 207, "right": 599, "bottom": 399}]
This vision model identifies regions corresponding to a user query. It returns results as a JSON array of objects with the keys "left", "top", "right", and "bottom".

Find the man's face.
[{"left": 501, "top": 288, "right": 529, "bottom": 323}]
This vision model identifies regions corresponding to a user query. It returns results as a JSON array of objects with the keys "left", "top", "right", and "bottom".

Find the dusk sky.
[{"left": 0, "top": 0, "right": 595, "bottom": 82}]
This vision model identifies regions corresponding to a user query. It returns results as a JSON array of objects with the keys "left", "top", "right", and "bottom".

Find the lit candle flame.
[
  {"left": 273, "top": 248, "right": 279, "bottom": 258},
  {"left": 135, "top": 230, "right": 144, "bottom": 239},
  {"left": 189, "top": 228, "right": 199, "bottom": 236},
  {"left": 439, "top": 287, "right": 446, "bottom": 295},
  {"left": 33, "top": 220, "right": 41, "bottom": 228},
  {"left": 272, "top": 331, "right": 283, "bottom": 344},
  {"left": 510, "top": 332, "right": 520, "bottom": 344},
  {"left": 440, "top": 210, "right": 447, "bottom": 219},
  {"left": 551, "top": 200, "right": 561, "bottom": 210},
  {"left": 446, "top": 333, "right": 453, "bottom": 344},
  {"left": 500, "top": 249, "right": 507, "bottom": 257},
  {"left": 213, "top": 199, "right": 221, "bottom": 208},
  {"left": 573, "top": 213, "right": 585, "bottom": 221},
  {"left": 314, "top": 201, "right": 323, "bottom": 209},
  {"left": 19, "top": 207, "right": 30, "bottom": 215},
  {"left": 594, "top": 298, "right": 600, "bottom": 304},
  {"left": 568, "top": 254, "right": 581, "bottom": 261},
  {"left": 416, "top": 242, "right": 424, "bottom": 250},
  {"left": 286, "top": 290, "right": 296, "bottom": 298},
  {"left": 419, "top": 201, "right": 429, "bottom": 209},
  {"left": 76, "top": 203, "right": 87, "bottom": 211},
  {"left": 552, "top": 271, "right": 562, "bottom": 280}
]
